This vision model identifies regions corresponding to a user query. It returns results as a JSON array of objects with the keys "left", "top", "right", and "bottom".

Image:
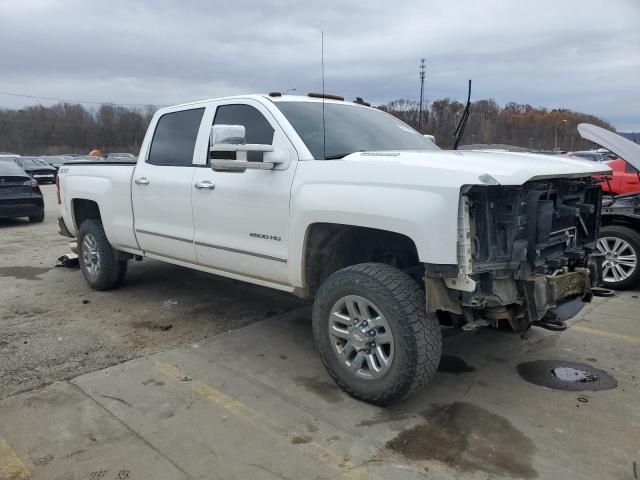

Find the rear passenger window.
[
  {"left": 148, "top": 108, "right": 205, "bottom": 166},
  {"left": 213, "top": 105, "right": 274, "bottom": 162}
]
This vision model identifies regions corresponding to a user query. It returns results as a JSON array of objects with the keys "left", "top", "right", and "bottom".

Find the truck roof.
[{"left": 159, "top": 94, "right": 366, "bottom": 112}]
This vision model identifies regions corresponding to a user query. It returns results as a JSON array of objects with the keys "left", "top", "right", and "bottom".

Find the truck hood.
[
  {"left": 578, "top": 123, "right": 640, "bottom": 171},
  {"left": 343, "top": 149, "right": 610, "bottom": 186}
]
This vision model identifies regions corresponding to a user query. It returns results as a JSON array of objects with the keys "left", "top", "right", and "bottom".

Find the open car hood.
[{"left": 578, "top": 123, "right": 640, "bottom": 171}]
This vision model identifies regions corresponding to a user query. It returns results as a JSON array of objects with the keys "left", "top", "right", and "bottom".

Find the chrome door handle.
[
  {"left": 134, "top": 177, "right": 150, "bottom": 185},
  {"left": 194, "top": 181, "right": 216, "bottom": 190}
]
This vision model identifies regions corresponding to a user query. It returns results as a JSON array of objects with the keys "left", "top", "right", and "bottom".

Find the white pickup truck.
[{"left": 58, "top": 93, "right": 609, "bottom": 404}]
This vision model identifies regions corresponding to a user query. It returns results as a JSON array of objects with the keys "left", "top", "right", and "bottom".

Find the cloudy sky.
[{"left": 1, "top": 0, "right": 639, "bottom": 130}]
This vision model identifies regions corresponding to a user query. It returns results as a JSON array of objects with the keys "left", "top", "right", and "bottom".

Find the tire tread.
[
  {"left": 77, "top": 219, "right": 127, "bottom": 291},
  {"left": 312, "top": 262, "right": 441, "bottom": 405}
]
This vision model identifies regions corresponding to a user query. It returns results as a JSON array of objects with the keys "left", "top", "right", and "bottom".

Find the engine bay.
[
  {"left": 425, "top": 178, "right": 604, "bottom": 331},
  {"left": 467, "top": 178, "right": 602, "bottom": 278}
]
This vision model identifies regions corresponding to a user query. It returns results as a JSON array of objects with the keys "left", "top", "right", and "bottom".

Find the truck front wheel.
[
  {"left": 77, "top": 219, "right": 128, "bottom": 291},
  {"left": 312, "top": 263, "right": 442, "bottom": 405}
]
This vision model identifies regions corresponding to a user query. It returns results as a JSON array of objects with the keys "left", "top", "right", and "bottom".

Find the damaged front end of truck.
[{"left": 426, "top": 177, "right": 604, "bottom": 331}]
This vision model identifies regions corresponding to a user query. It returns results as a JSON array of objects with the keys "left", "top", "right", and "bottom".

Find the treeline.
[
  {"left": 0, "top": 98, "right": 615, "bottom": 155},
  {"left": 0, "top": 103, "right": 156, "bottom": 155},
  {"left": 379, "top": 98, "right": 614, "bottom": 150}
]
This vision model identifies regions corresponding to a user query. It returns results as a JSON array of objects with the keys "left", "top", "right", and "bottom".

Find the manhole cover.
[{"left": 517, "top": 360, "right": 617, "bottom": 391}]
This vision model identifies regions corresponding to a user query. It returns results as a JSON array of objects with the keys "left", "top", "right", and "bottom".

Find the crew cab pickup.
[{"left": 58, "top": 94, "right": 610, "bottom": 405}]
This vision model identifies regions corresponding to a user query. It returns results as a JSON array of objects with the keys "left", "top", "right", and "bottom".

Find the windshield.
[
  {"left": 46, "top": 157, "right": 65, "bottom": 166},
  {"left": 275, "top": 101, "right": 438, "bottom": 159},
  {"left": 18, "top": 158, "right": 50, "bottom": 169}
]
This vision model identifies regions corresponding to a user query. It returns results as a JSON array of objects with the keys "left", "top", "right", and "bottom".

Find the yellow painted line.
[
  {"left": 0, "top": 436, "right": 30, "bottom": 480},
  {"left": 572, "top": 325, "right": 640, "bottom": 343},
  {"left": 154, "top": 361, "right": 376, "bottom": 480}
]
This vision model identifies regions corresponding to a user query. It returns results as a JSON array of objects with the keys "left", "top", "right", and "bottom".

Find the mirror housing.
[{"left": 210, "top": 124, "right": 277, "bottom": 171}]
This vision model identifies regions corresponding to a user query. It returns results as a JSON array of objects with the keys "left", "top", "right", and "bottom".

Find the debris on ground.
[{"left": 57, "top": 253, "right": 79, "bottom": 268}]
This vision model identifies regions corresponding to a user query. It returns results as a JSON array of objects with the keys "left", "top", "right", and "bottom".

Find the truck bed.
[{"left": 58, "top": 162, "right": 138, "bottom": 251}]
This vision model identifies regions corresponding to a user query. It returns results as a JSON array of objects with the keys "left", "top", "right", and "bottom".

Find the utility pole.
[
  {"left": 418, "top": 58, "right": 426, "bottom": 131},
  {"left": 554, "top": 119, "right": 567, "bottom": 151}
]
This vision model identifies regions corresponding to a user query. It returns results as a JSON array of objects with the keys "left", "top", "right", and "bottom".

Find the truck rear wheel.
[
  {"left": 77, "top": 219, "right": 128, "bottom": 291},
  {"left": 597, "top": 225, "right": 640, "bottom": 290},
  {"left": 312, "top": 263, "right": 441, "bottom": 405}
]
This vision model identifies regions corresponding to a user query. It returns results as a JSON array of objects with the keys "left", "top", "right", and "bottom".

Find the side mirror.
[
  {"left": 210, "top": 124, "right": 277, "bottom": 171},
  {"left": 211, "top": 124, "right": 246, "bottom": 145}
]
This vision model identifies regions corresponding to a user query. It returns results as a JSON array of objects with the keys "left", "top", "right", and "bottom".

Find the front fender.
[{"left": 287, "top": 181, "right": 460, "bottom": 287}]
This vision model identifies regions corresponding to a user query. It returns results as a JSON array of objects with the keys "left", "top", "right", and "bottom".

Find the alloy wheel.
[
  {"left": 597, "top": 236, "right": 637, "bottom": 283},
  {"left": 328, "top": 295, "right": 394, "bottom": 380},
  {"left": 82, "top": 233, "right": 101, "bottom": 278}
]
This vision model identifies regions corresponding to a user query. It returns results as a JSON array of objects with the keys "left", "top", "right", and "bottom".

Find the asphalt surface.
[
  {"left": 0, "top": 185, "right": 305, "bottom": 399},
  {"left": 1, "top": 184, "right": 639, "bottom": 480}
]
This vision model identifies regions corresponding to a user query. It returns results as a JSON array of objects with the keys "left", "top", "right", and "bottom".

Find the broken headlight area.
[{"left": 427, "top": 178, "right": 604, "bottom": 331}]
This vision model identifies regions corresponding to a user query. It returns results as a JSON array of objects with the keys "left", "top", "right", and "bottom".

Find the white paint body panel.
[
  {"left": 58, "top": 164, "right": 139, "bottom": 251},
  {"left": 131, "top": 163, "right": 197, "bottom": 263},
  {"left": 59, "top": 94, "right": 611, "bottom": 292},
  {"left": 191, "top": 98, "right": 297, "bottom": 284}
]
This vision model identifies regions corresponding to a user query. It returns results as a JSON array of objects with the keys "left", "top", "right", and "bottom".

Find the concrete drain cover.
[{"left": 517, "top": 360, "right": 617, "bottom": 391}]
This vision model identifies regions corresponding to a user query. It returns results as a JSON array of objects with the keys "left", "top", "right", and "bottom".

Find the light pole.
[
  {"left": 283, "top": 88, "right": 296, "bottom": 95},
  {"left": 554, "top": 119, "right": 567, "bottom": 151},
  {"left": 418, "top": 59, "right": 426, "bottom": 130}
]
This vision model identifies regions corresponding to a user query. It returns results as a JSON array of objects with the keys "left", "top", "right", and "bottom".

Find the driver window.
[{"left": 212, "top": 104, "right": 274, "bottom": 162}]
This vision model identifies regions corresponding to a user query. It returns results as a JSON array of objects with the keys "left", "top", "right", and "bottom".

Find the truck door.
[
  {"left": 191, "top": 101, "right": 297, "bottom": 285},
  {"left": 132, "top": 107, "right": 205, "bottom": 263}
]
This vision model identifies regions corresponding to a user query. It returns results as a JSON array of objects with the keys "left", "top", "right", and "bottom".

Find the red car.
[{"left": 597, "top": 158, "right": 640, "bottom": 195}]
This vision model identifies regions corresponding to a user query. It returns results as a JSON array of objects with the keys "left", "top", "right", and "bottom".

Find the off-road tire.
[
  {"left": 599, "top": 225, "right": 640, "bottom": 290},
  {"left": 77, "top": 219, "right": 128, "bottom": 291},
  {"left": 312, "top": 262, "right": 442, "bottom": 405},
  {"left": 28, "top": 212, "right": 44, "bottom": 223}
]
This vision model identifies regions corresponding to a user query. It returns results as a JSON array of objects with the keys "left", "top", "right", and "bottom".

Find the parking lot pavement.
[
  {"left": 1, "top": 185, "right": 639, "bottom": 479},
  {"left": 0, "top": 185, "right": 305, "bottom": 399},
  {"left": 1, "top": 293, "right": 639, "bottom": 480}
]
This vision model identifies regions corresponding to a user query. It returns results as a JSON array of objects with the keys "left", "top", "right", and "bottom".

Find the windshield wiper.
[{"left": 453, "top": 79, "right": 472, "bottom": 150}]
